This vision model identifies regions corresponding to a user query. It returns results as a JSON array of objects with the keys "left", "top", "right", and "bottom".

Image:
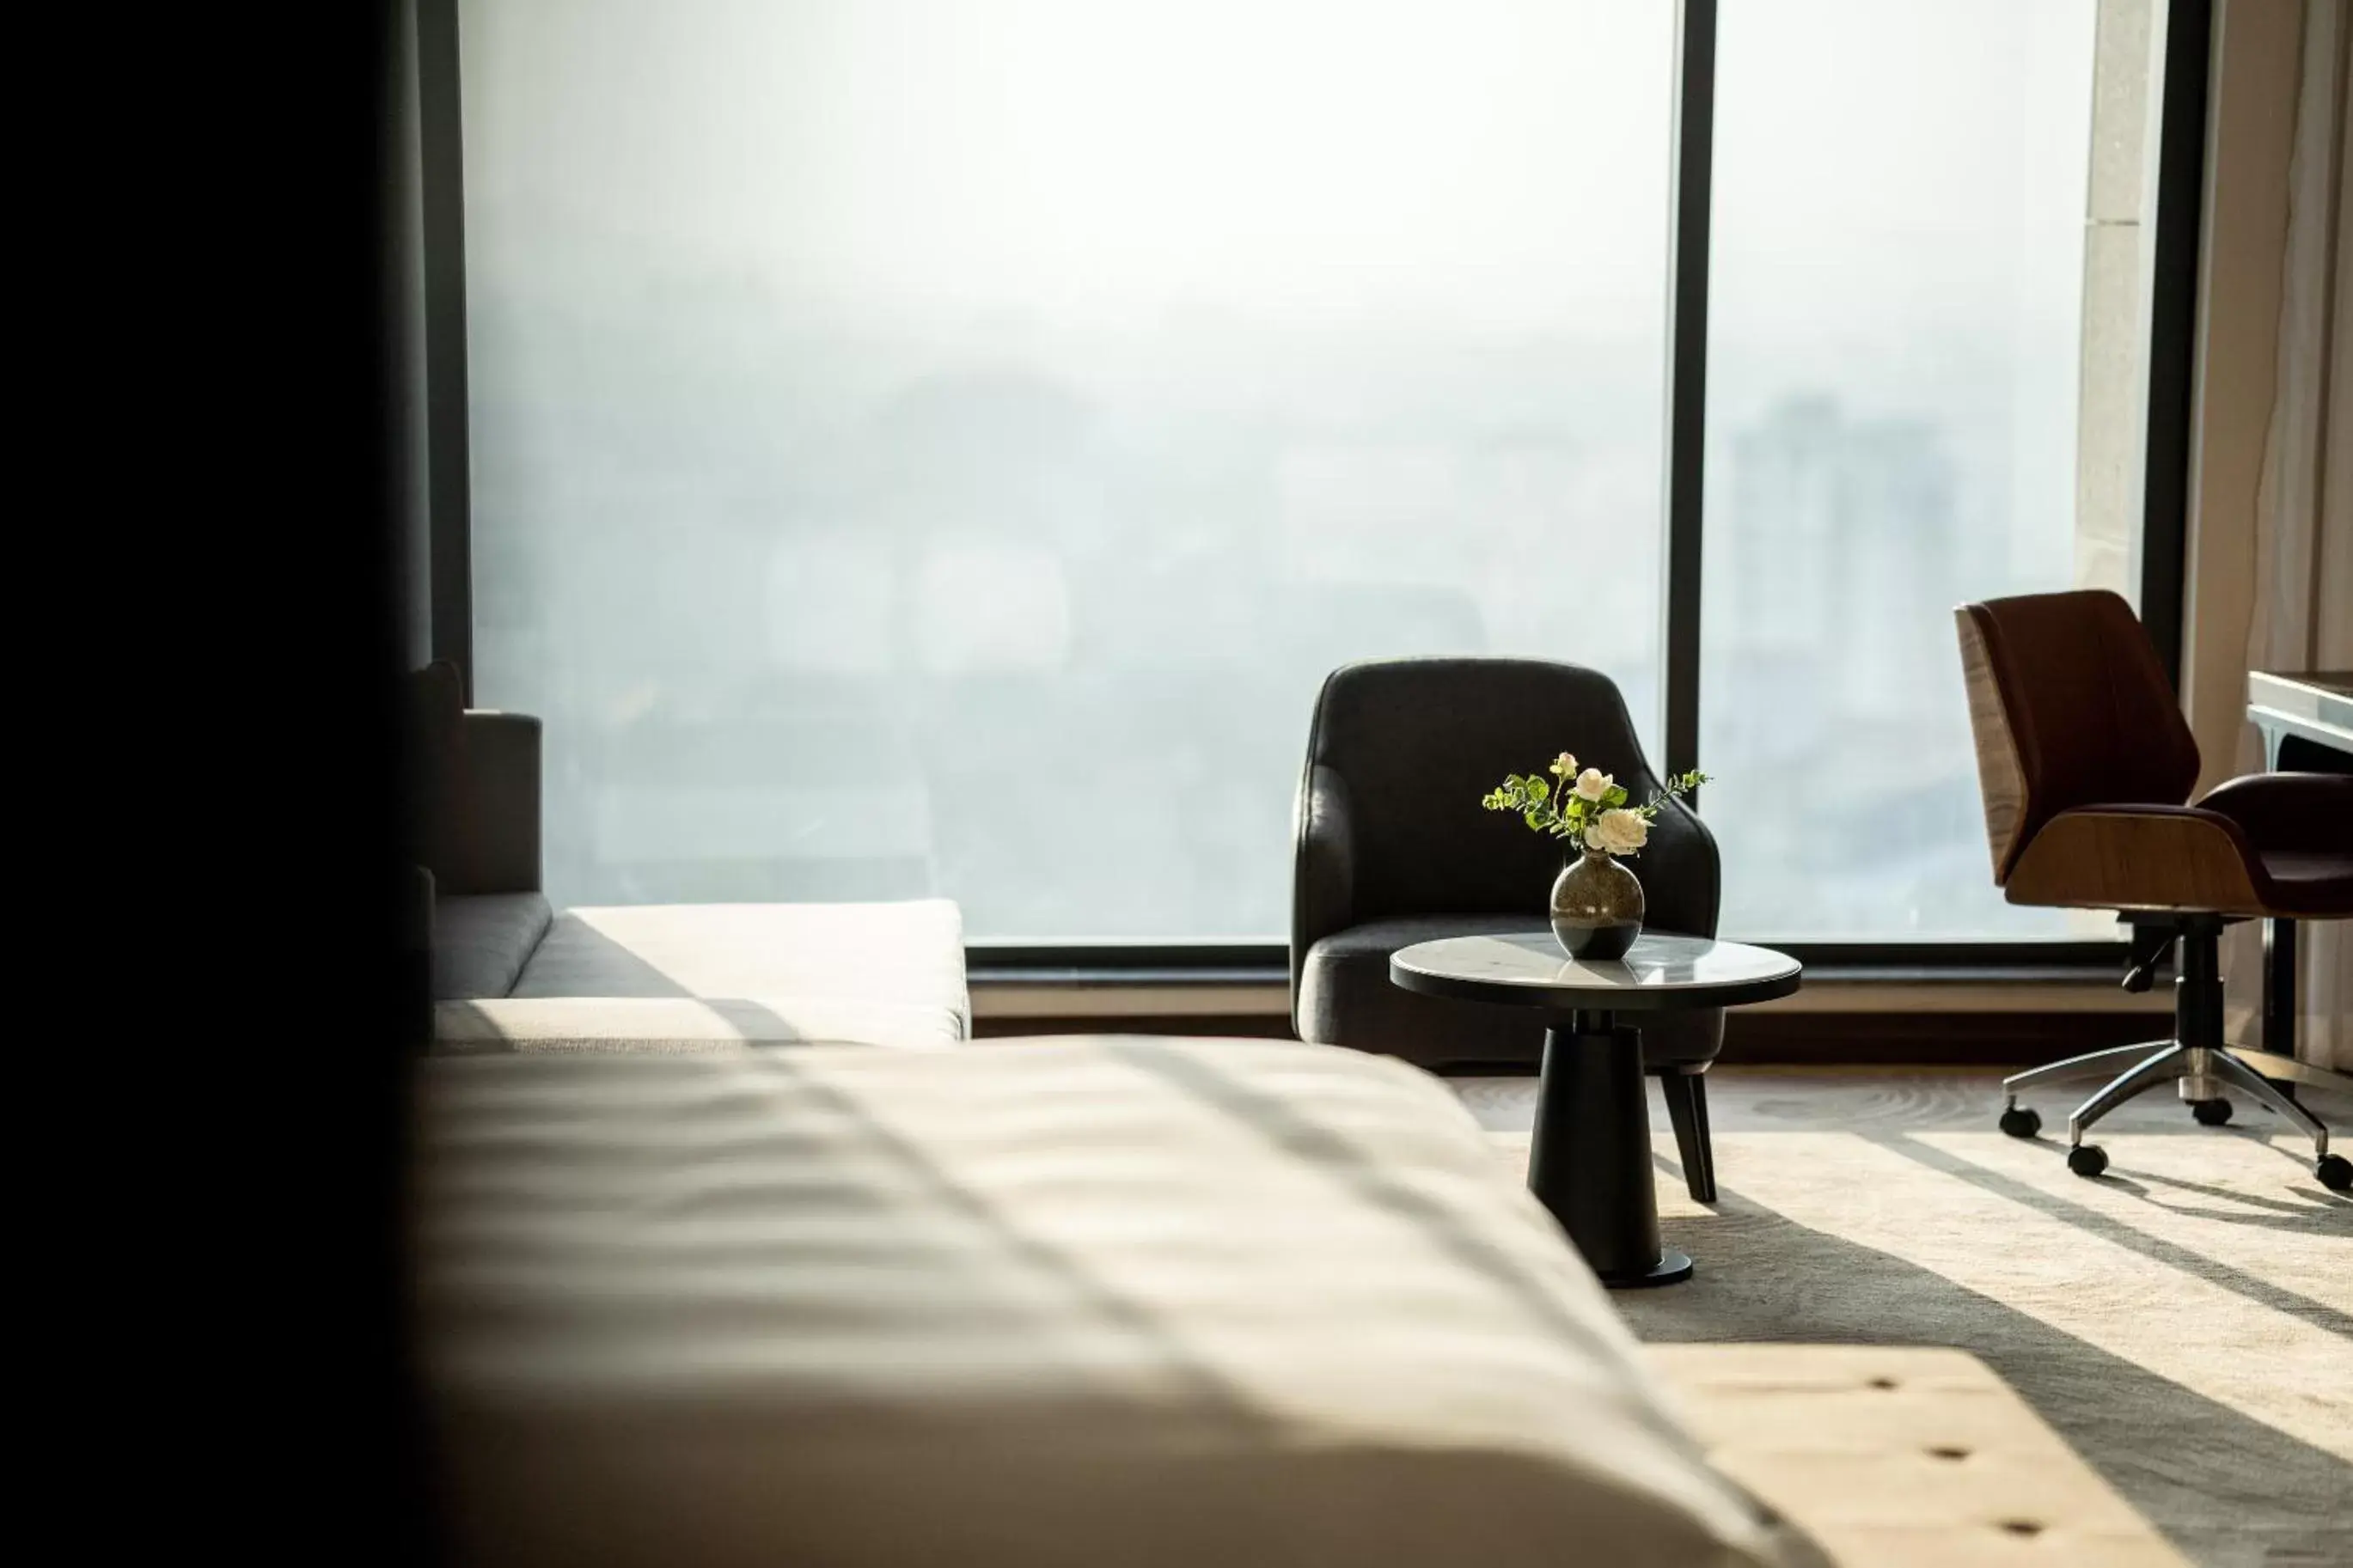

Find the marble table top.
[{"left": 1390, "top": 930, "right": 1802, "bottom": 1012}]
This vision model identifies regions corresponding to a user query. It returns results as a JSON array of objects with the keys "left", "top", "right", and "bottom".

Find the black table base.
[{"left": 1526, "top": 1009, "right": 1691, "bottom": 1288}]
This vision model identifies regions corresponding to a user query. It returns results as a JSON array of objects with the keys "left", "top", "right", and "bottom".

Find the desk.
[{"left": 2245, "top": 671, "right": 2353, "bottom": 1055}]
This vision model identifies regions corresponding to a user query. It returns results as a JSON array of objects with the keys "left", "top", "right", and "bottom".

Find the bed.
[
  {"left": 417, "top": 1036, "right": 1809, "bottom": 1566},
  {"left": 415, "top": 1036, "right": 2179, "bottom": 1567}
]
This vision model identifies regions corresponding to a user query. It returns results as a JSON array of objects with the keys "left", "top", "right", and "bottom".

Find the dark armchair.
[{"left": 1290, "top": 657, "right": 1727, "bottom": 1199}]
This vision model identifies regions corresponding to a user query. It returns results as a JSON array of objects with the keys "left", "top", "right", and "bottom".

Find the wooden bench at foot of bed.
[{"left": 1649, "top": 1345, "right": 2187, "bottom": 1568}]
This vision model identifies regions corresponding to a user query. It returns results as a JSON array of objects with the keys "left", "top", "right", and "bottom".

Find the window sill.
[{"left": 968, "top": 968, "right": 2166, "bottom": 1022}]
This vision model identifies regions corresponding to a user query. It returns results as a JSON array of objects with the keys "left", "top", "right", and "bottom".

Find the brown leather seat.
[
  {"left": 2196, "top": 775, "right": 2353, "bottom": 915},
  {"left": 1953, "top": 589, "right": 2352, "bottom": 1191}
]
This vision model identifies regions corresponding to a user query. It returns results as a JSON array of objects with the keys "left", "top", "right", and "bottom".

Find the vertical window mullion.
[
  {"left": 1661, "top": 0, "right": 1718, "bottom": 793},
  {"left": 2136, "top": 0, "right": 2213, "bottom": 691}
]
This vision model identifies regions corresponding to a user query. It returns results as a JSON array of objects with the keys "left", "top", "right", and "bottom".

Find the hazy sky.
[
  {"left": 457, "top": 0, "right": 2105, "bottom": 937},
  {"left": 465, "top": 0, "right": 2096, "bottom": 588},
  {"left": 464, "top": 0, "right": 2090, "bottom": 350},
  {"left": 467, "top": 1, "right": 1669, "bottom": 328}
]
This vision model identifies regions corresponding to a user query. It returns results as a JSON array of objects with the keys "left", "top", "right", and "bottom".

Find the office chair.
[{"left": 1954, "top": 589, "right": 2353, "bottom": 1191}]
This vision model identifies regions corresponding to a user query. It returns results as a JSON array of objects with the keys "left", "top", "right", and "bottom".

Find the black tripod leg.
[{"left": 1660, "top": 1069, "right": 1716, "bottom": 1204}]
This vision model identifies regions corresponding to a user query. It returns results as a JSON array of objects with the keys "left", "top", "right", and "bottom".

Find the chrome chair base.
[
  {"left": 2001, "top": 1040, "right": 2352, "bottom": 1191},
  {"left": 1998, "top": 916, "right": 2353, "bottom": 1192}
]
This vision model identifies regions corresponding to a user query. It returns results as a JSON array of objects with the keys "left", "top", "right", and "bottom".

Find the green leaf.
[
  {"left": 1604, "top": 784, "right": 1628, "bottom": 807},
  {"left": 1526, "top": 776, "right": 1549, "bottom": 803}
]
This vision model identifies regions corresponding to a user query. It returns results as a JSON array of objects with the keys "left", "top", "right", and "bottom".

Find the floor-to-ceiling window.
[
  {"left": 457, "top": 0, "right": 2153, "bottom": 946},
  {"left": 463, "top": 0, "right": 1676, "bottom": 935},
  {"left": 1699, "top": 0, "right": 2108, "bottom": 938}
]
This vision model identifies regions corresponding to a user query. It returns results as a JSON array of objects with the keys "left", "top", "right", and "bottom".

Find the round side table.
[{"left": 1390, "top": 930, "right": 1801, "bottom": 1287}]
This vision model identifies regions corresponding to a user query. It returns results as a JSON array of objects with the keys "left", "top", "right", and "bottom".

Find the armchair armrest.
[
  {"left": 2194, "top": 772, "right": 2353, "bottom": 853},
  {"left": 1289, "top": 764, "right": 1355, "bottom": 1009},
  {"left": 443, "top": 711, "right": 542, "bottom": 895},
  {"left": 1642, "top": 790, "right": 1724, "bottom": 941},
  {"left": 2005, "top": 805, "right": 2264, "bottom": 915}
]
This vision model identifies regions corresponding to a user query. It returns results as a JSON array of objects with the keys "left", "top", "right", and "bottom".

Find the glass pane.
[
  {"left": 1700, "top": 0, "right": 2105, "bottom": 939},
  {"left": 463, "top": 0, "right": 1676, "bottom": 936}
]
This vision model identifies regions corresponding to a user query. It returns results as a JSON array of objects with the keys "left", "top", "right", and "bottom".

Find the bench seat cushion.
[
  {"left": 509, "top": 899, "right": 968, "bottom": 1036},
  {"left": 417, "top": 1037, "right": 1806, "bottom": 1568}
]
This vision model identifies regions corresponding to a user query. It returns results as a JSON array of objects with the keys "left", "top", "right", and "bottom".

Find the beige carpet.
[{"left": 1453, "top": 1067, "right": 2353, "bottom": 1568}]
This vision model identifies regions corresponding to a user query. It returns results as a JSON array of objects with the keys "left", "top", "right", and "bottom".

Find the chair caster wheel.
[
  {"left": 2319, "top": 1155, "right": 2352, "bottom": 1193},
  {"left": 2068, "top": 1144, "right": 2109, "bottom": 1179},
  {"left": 2191, "top": 1098, "right": 2233, "bottom": 1126},
  {"left": 1999, "top": 1106, "right": 2041, "bottom": 1138}
]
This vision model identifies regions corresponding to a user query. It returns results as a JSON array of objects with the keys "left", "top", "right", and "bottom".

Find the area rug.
[{"left": 1455, "top": 1068, "right": 2353, "bottom": 1568}]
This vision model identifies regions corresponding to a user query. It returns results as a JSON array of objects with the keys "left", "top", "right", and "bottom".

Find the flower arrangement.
[{"left": 1482, "top": 752, "right": 1708, "bottom": 857}]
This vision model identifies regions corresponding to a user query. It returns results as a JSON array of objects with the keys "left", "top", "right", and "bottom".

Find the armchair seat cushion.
[{"left": 1299, "top": 915, "right": 1722, "bottom": 1070}]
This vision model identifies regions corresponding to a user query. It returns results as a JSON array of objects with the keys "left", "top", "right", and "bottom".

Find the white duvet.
[{"left": 416, "top": 1037, "right": 1809, "bottom": 1568}]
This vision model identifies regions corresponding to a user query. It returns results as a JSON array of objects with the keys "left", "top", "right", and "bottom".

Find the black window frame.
[{"left": 414, "top": 0, "right": 2210, "bottom": 978}]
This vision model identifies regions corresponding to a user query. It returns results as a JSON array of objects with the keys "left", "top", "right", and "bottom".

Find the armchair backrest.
[
  {"left": 1954, "top": 589, "right": 2200, "bottom": 884},
  {"left": 1293, "top": 657, "right": 1720, "bottom": 967}
]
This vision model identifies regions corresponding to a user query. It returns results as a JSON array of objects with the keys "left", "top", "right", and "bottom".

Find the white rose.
[
  {"left": 1574, "top": 767, "right": 1614, "bottom": 802},
  {"left": 1552, "top": 752, "right": 1578, "bottom": 777},
  {"left": 1585, "top": 808, "right": 1649, "bottom": 856}
]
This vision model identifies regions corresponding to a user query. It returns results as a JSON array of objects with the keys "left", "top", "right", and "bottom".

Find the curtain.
[{"left": 2222, "top": 0, "right": 2350, "bottom": 1070}]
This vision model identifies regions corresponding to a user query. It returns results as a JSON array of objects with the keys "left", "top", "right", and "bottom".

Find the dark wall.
[{"left": 77, "top": 3, "right": 437, "bottom": 1561}]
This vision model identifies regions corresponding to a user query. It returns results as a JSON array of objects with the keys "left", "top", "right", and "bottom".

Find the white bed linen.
[{"left": 416, "top": 1037, "right": 1806, "bottom": 1568}]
